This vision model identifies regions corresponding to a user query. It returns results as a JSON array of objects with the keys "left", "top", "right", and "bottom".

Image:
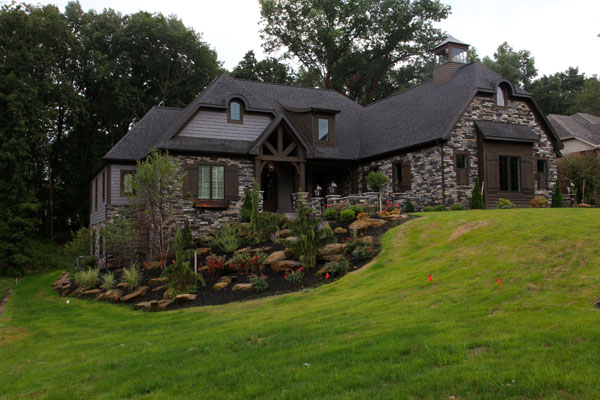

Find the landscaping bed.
[{"left": 53, "top": 214, "right": 414, "bottom": 311}]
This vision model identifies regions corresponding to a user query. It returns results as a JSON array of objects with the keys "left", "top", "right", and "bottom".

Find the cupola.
[{"left": 433, "top": 36, "right": 469, "bottom": 86}]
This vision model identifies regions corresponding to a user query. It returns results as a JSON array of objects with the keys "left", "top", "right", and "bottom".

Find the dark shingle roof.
[
  {"left": 433, "top": 35, "right": 469, "bottom": 50},
  {"left": 104, "top": 61, "right": 562, "bottom": 163},
  {"left": 475, "top": 121, "right": 539, "bottom": 143},
  {"left": 547, "top": 113, "right": 600, "bottom": 146},
  {"left": 103, "top": 106, "right": 182, "bottom": 161}
]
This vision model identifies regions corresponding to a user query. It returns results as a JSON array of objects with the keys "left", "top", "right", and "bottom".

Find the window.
[
  {"left": 198, "top": 165, "right": 224, "bottom": 200},
  {"left": 496, "top": 85, "right": 507, "bottom": 107},
  {"left": 452, "top": 48, "right": 467, "bottom": 64},
  {"left": 537, "top": 159, "right": 548, "bottom": 189},
  {"left": 314, "top": 115, "right": 334, "bottom": 145},
  {"left": 318, "top": 118, "right": 329, "bottom": 141},
  {"left": 499, "top": 156, "right": 521, "bottom": 192},
  {"left": 455, "top": 152, "right": 469, "bottom": 185},
  {"left": 435, "top": 48, "right": 449, "bottom": 66},
  {"left": 228, "top": 100, "right": 243, "bottom": 124},
  {"left": 120, "top": 170, "right": 135, "bottom": 196},
  {"left": 392, "top": 161, "right": 411, "bottom": 192}
]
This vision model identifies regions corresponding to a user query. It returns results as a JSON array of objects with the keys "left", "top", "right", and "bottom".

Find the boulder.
[
  {"left": 174, "top": 293, "right": 197, "bottom": 303},
  {"left": 232, "top": 283, "right": 253, "bottom": 292},
  {"left": 157, "top": 300, "right": 173, "bottom": 310},
  {"left": 198, "top": 265, "right": 209, "bottom": 272},
  {"left": 152, "top": 285, "right": 165, "bottom": 292},
  {"left": 319, "top": 243, "right": 346, "bottom": 256},
  {"left": 349, "top": 218, "right": 386, "bottom": 231},
  {"left": 149, "top": 277, "right": 167, "bottom": 285},
  {"left": 284, "top": 236, "right": 298, "bottom": 243},
  {"left": 53, "top": 272, "right": 71, "bottom": 289},
  {"left": 270, "top": 260, "right": 301, "bottom": 273},
  {"left": 117, "top": 282, "right": 129, "bottom": 289},
  {"left": 219, "top": 276, "right": 235, "bottom": 284},
  {"left": 82, "top": 288, "right": 102, "bottom": 295},
  {"left": 69, "top": 287, "right": 84, "bottom": 296},
  {"left": 143, "top": 261, "right": 162, "bottom": 271},
  {"left": 275, "top": 229, "right": 293, "bottom": 239},
  {"left": 334, "top": 227, "right": 348, "bottom": 234},
  {"left": 196, "top": 247, "right": 212, "bottom": 257},
  {"left": 98, "top": 289, "right": 122, "bottom": 301},
  {"left": 264, "top": 250, "right": 286, "bottom": 265},
  {"left": 163, "top": 288, "right": 175, "bottom": 300},
  {"left": 120, "top": 286, "right": 149, "bottom": 302},
  {"left": 213, "top": 281, "right": 229, "bottom": 290},
  {"left": 135, "top": 300, "right": 158, "bottom": 311},
  {"left": 234, "top": 246, "right": 272, "bottom": 256}
]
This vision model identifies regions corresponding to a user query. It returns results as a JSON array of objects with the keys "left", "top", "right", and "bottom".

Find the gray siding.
[
  {"left": 110, "top": 164, "right": 137, "bottom": 206},
  {"left": 90, "top": 167, "right": 108, "bottom": 226},
  {"left": 178, "top": 109, "right": 272, "bottom": 141}
]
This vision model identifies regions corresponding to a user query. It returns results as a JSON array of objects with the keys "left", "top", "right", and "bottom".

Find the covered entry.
[{"left": 251, "top": 117, "right": 308, "bottom": 213}]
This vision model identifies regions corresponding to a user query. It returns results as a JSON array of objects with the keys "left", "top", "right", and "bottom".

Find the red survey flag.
[
  {"left": 428, "top": 274, "right": 433, "bottom": 282},
  {"left": 326, "top": 272, "right": 330, "bottom": 279},
  {"left": 498, "top": 278, "right": 501, "bottom": 285}
]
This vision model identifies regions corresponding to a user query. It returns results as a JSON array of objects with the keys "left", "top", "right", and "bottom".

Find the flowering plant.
[{"left": 284, "top": 268, "right": 304, "bottom": 287}]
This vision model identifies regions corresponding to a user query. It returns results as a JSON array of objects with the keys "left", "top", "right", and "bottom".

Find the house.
[
  {"left": 90, "top": 36, "right": 563, "bottom": 239},
  {"left": 547, "top": 113, "right": 600, "bottom": 156}
]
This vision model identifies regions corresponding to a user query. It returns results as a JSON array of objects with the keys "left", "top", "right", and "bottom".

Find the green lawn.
[
  {"left": 1, "top": 209, "right": 600, "bottom": 399},
  {"left": 0, "top": 277, "right": 15, "bottom": 297}
]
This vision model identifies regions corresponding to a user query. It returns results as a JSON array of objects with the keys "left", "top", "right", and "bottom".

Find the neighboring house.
[
  {"left": 547, "top": 113, "right": 600, "bottom": 155},
  {"left": 90, "top": 36, "right": 563, "bottom": 239}
]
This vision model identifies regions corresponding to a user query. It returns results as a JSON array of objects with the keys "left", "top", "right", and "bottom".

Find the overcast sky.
[{"left": 15, "top": 0, "right": 600, "bottom": 77}]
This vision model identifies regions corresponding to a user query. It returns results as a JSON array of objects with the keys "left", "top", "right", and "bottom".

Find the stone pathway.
[{"left": 0, "top": 289, "right": 12, "bottom": 318}]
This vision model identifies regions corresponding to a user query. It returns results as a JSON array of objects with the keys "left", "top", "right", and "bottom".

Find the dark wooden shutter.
[
  {"left": 521, "top": 158, "right": 534, "bottom": 192},
  {"left": 183, "top": 164, "right": 197, "bottom": 200},
  {"left": 224, "top": 165, "right": 239, "bottom": 201},
  {"left": 486, "top": 152, "right": 499, "bottom": 190},
  {"left": 401, "top": 161, "right": 411, "bottom": 192}
]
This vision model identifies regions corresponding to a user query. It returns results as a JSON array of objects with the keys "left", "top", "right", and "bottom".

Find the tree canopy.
[
  {"left": 231, "top": 50, "right": 295, "bottom": 84},
  {"left": 527, "top": 68, "right": 586, "bottom": 115},
  {"left": 482, "top": 42, "right": 537, "bottom": 88}
]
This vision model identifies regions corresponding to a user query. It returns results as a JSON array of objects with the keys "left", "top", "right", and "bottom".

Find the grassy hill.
[{"left": 1, "top": 209, "right": 599, "bottom": 399}]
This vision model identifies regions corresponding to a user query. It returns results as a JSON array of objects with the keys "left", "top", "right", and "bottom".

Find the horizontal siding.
[
  {"left": 178, "top": 109, "right": 272, "bottom": 141},
  {"left": 111, "top": 164, "right": 136, "bottom": 206},
  {"left": 90, "top": 168, "right": 108, "bottom": 226}
]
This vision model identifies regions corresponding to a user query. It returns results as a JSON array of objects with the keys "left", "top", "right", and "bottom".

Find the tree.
[
  {"left": 559, "top": 153, "right": 600, "bottom": 204},
  {"left": 528, "top": 68, "right": 586, "bottom": 115},
  {"left": 131, "top": 149, "right": 183, "bottom": 264},
  {"left": 482, "top": 42, "right": 537, "bottom": 88},
  {"left": 232, "top": 50, "right": 295, "bottom": 84},
  {"left": 366, "top": 171, "right": 389, "bottom": 211},
  {"left": 259, "top": 0, "right": 450, "bottom": 104},
  {"left": 551, "top": 180, "right": 564, "bottom": 208},
  {"left": 570, "top": 77, "right": 600, "bottom": 117},
  {"left": 469, "top": 177, "right": 484, "bottom": 209}
]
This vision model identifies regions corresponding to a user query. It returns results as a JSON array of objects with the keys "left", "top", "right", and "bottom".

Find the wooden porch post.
[{"left": 299, "top": 162, "right": 306, "bottom": 192}]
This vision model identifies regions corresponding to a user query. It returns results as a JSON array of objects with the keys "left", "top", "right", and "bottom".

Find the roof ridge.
[
  {"left": 155, "top": 106, "right": 182, "bottom": 110},
  {"left": 229, "top": 75, "right": 341, "bottom": 93},
  {"left": 364, "top": 79, "right": 433, "bottom": 108}
]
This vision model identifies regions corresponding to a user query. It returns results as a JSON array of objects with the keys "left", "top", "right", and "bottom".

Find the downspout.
[{"left": 440, "top": 141, "right": 446, "bottom": 205}]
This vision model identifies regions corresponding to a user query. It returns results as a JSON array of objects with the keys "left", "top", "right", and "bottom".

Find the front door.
[{"left": 261, "top": 169, "right": 277, "bottom": 212}]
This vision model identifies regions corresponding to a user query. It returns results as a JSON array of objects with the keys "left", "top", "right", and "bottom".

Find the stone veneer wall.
[{"left": 443, "top": 95, "right": 558, "bottom": 206}]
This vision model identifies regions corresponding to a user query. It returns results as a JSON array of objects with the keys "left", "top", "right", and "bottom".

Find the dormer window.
[
  {"left": 452, "top": 48, "right": 467, "bottom": 63},
  {"left": 228, "top": 100, "right": 243, "bottom": 124},
  {"left": 496, "top": 85, "right": 508, "bottom": 108},
  {"left": 314, "top": 115, "right": 334, "bottom": 145},
  {"left": 434, "top": 48, "right": 449, "bottom": 66}
]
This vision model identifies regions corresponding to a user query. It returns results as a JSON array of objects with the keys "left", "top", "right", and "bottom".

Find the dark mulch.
[{"left": 59, "top": 216, "right": 416, "bottom": 311}]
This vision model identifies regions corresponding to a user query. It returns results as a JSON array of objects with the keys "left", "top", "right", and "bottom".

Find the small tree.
[
  {"left": 181, "top": 219, "right": 195, "bottom": 251},
  {"left": 250, "top": 179, "right": 261, "bottom": 235},
  {"left": 64, "top": 227, "right": 93, "bottom": 257},
  {"left": 131, "top": 149, "right": 183, "bottom": 265},
  {"left": 240, "top": 187, "right": 253, "bottom": 222},
  {"left": 470, "top": 177, "right": 485, "bottom": 209},
  {"left": 404, "top": 200, "right": 415, "bottom": 213},
  {"left": 551, "top": 180, "right": 564, "bottom": 208},
  {"left": 99, "top": 218, "right": 139, "bottom": 267},
  {"left": 560, "top": 153, "right": 600, "bottom": 204},
  {"left": 284, "top": 196, "right": 335, "bottom": 268},
  {"left": 366, "top": 170, "right": 389, "bottom": 211},
  {"left": 162, "top": 228, "right": 203, "bottom": 293}
]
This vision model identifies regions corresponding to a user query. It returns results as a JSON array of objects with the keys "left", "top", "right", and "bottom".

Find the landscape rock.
[
  {"left": 143, "top": 261, "right": 162, "bottom": 271},
  {"left": 231, "top": 283, "right": 252, "bottom": 291},
  {"left": 69, "top": 287, "right": 84, "bottom": 296},
  {"left": 275, "top": 229, "right": 293, "bottom": 239},
  {"left": 234, "top": 246, "right": 272, "bottom": 256},
  {"left": 174, "top": 293, "right": 197, "bottom": 303},
  {"left": 157, "top": 300, "right": 173, "bottom": 310},
  {"left": 196, "top": 247, "right": 212, "bottom": 257},
  {"left": 149, "top": 277, "right": 167, "bottom": 285},
  {"left": 120, "top": 286, "right": 149, "bottom": 302},
  {"left": 53, "top": 272, "right": 71, "bottom": 289},
  {"left": 284, "top": 236, "right": 298, "bottom": 243},
  {"left": 197, "top": 233, "right": 213, "bottom": 244},
  {"left": 117, "top": 282, "right": 129, "bottom": 289},
  {"left": 135, "top": 300, "right": 158, "bottom": 311},
  {"left": 213, "top": 281, "right": 229, "bottom": 290},
  {"left": 151, "top": 285, "right": 165, "bottom": 292},
  {"left": 349, "top": 218, "right": 386, "bottom": 231},
  {"left": 82, "top": 288, "right": 102, "bottom": 295},
  {"left": 319, "top": 243, "right": 346, "bottom": 256},
  {"left": 333, "top": 227, "right": 348, "bottom": 234},
  {"left": 264, "top": 250, "right": 286, "bottom": 265},
  {"left": 198, "top": 265, "right": 209, "bottom": 272},
  {"left": 98, "top": 289, "right": 122, "bottom": 301},
  {"left": 163, "top": 288, "right": 174, "bottom": 300},
  {"left": 270, "top": 260, "right": 301, "bottom": 273}
]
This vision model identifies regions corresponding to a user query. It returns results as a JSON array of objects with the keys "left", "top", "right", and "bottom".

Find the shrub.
[
  {"left": 423, "top": 206, "right": 435, "bottom": 212},
  {"left": 206, "top": 254, "right": 225, "bottom": 280},
  {"left": 83, "top": 256, "right": 97, "bottom": 268},
  {"left": 249, "top": 275, "right": 269, "bottom": 293},
  {"left": 404, "top": 200, "right": 415, "bottom": 213},
  {"left": 434, "top": 205, "right": 447, "bottom": 212},
  {"left": 377, "top": 210, "right": 391, "bottom": 218},
  {"left": 551, "top": 181, "right": 564, "bottom": 208},
  {"left": 470, "top": 177, "right": 485, "bottom": 209},
  {"left": 325, "top": 258, "right": 349, "bottom": 277},
  {"left": 73, "top": 267, "right": 100, "bottom": 289},
  {"left": 64, "top": 227, "right": 92, "bottom": 257},
  {"left": 229, "top": 252, "right": 266, "bottom": 275},
  {"left": 162, "top": 228, "right": 203, "bottom": 292},
  {"left": 497, "top": 198, "right": 515, "bottom": 208},
  {"left": 349, "top": 205, "right": 362, "bottom": 215},
  {"left": 366, "top": 171, "right": 389, "bottom": 211},
  {"left": 450, "top": 204, "right": 464, "bottom": 211},
  {"left": 101, "top": 272, "right": 115, "bottom": 290},
  {"left": 99, "top": 218, "right": 139, "bottom": 267},
  {"left": 339, "top": 209, "right": 355, "bottom": 222},
  {"left": 530, "top": 196, "right": 549, "bottom": 208},
  {"left": 181, "top": 219, "right": 195, "bottom": 251},
  {"left": 123, "top": 263, "right": 142, "bottom": 291},
  {"left": 211, "top": 224, "right": 241, "bottom": 253},
  {"left": 356, "top": 212, "right": 370, "bottom": 220},
  {"left": 284, "top": 196, "right": 335, "bottom": 268},
  {"left": 285, "top": 268, "right": 304, "bottom": 286},
  {"left": 254, "top": 212, "right": 280, "bottom": 243},
  {"left": 240, "top": 187, "right": 253, "bottom": 222},
  {"left": 323, "top": 207, "right": 338, "bottom": 220},
  {"left": 351, "top": 244, "right": 376, "bottom": 262},
  {"left": 391, "top": 208, "right": 402, "bottom": 215}
]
